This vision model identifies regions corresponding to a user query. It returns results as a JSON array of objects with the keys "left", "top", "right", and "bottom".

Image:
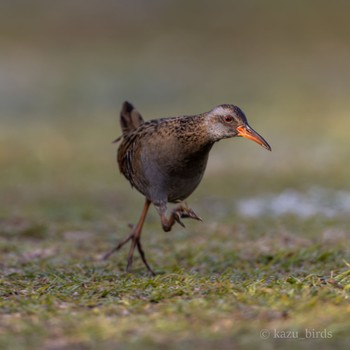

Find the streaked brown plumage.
[{"left": 104, "top": 101, "right": 271, "bottom": 275}]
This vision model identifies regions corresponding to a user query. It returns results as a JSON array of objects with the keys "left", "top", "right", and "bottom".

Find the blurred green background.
[{"left": 2, "top": 0, "right": 350, "bottom": 205}]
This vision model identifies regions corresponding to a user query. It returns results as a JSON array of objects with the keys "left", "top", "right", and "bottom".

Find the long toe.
[
  {"left": 187, "top": 208, "right": 203, "bottom": 221},
  {"left": 102, "top": 231, "right": 134, "bottom": 260},
  {"left": 177, "top": 206, "right": 202, "bottom": 221},
  {"left": 173, "top": 212, "right": 186, "bottom": 228}
]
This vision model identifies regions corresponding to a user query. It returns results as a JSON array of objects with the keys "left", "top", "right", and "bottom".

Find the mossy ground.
[{"left": 1, "top": 119, "right": 350, "bottom": 350}]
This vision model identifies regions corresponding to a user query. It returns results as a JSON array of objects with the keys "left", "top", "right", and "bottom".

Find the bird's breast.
[{"left": 141, "top": 141, "right": 213, "bottom": 202}]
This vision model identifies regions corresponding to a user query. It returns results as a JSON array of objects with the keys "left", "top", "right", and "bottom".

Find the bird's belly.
[
  {"left": 166, "top": 174, "right": 203, "bottom": 203},
  {"left": 139, "top": 142, "right": 212, "bottom": 204}
]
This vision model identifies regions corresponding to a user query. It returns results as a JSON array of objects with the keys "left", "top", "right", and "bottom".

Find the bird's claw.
[
  {"left": 173, "top": 212, "right": 186, "bottom": 228},
  {"left": 172, "top": 206, "right": 202, "bottom": 228},
  {"left": 185, "top": 208, "right": 203, "bottom": 222}
]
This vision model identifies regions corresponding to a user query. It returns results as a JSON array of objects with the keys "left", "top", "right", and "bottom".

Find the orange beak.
[{"left": 237, "top": 125, "right": 271, "bottom": 151}]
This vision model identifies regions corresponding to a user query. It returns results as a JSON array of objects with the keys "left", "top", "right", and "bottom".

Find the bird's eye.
[{"left": 224, "top": 115, "right": 234, "bottom": 123}]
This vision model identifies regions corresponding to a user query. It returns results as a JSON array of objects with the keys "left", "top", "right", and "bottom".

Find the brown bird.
[{"left": 104, "top": 101, "right": 271, "bottom": 275}]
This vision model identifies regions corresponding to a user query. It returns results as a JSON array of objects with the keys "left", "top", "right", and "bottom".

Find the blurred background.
[{"left": 1, "top": 0, "right": 350, "bottom": 221}]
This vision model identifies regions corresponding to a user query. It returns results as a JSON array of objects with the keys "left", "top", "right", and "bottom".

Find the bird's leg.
[
  {"left": 155, "top": 202, "right": 202, "bottom": 232},
  {"left": 103, "top": 199, "right": 155, "bottom": 276}
]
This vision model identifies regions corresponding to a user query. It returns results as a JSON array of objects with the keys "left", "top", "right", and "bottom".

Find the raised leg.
[
  {"left": 155, "top": 202, "right": 202, "bottom": 232},
  {"left": 103, "top": 199, "right": 155, "bottom": 275}
]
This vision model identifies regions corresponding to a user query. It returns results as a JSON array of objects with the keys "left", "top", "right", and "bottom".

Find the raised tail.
[{"left": 113, "top": 101, "right": 144, "bottom": 143}]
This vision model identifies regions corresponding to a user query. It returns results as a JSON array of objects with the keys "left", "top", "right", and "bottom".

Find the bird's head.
[{"left": 205, "top": 104, "right": 271, "bottom": 151}]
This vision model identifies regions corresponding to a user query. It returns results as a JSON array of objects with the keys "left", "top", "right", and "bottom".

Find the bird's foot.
[
  {"left": 172, "top": 205, "right": 202, "bottom": 228},
  {"left": 102, "top": 229, "right": 156, "bottom": 276},
  {"left": 101, "top": 200, "right": 156, "bottom": 276},
  {"left": 101, "top": 231, "right": 134, "bottom": 261}
]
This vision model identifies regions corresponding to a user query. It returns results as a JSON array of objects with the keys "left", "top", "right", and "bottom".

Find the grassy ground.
[
  {"left": 1, "top": 117, "right": 350, "bottom": 350},
  {"left": 2, "top": 1, "right": 350, "bottom": 348}
]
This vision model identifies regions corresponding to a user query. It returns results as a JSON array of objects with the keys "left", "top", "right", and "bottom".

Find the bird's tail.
[{"left": 113, "top": 101, "right": 144, "bottom": 143}]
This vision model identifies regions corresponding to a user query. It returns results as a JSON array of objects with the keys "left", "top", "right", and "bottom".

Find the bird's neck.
[{"left": 172, "top": 114, "right": 214, "bottom": 150}]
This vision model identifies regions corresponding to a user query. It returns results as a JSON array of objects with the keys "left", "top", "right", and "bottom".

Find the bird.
[{"left": 103, "top": 101, "right": 271, "bottom": 275}]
